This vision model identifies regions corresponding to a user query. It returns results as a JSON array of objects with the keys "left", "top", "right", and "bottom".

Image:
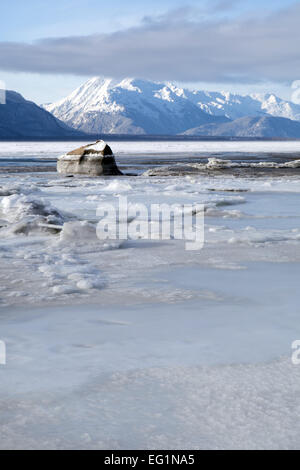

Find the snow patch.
[{"left": 0, "top": 194, "right": 65, "bottom": 235}]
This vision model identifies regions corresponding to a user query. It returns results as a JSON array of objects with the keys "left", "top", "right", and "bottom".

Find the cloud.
[
  {"left": 0, "top": 3, "right": 299, "bottom": 84},
  {"left": 206, "top": 0, "right": 240, "bottom": 13}
]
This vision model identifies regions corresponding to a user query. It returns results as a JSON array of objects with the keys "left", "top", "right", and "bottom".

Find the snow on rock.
[{"left": 57, "top": 140, "right": 123, "bottom": 176}]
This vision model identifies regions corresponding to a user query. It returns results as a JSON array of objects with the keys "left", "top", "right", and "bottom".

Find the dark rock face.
[
  {"left": 57, "top": 140, "right": 123, "bottom": 176},
  {"left": 0, "top": 89, "right": 83, "bottom": 138}
]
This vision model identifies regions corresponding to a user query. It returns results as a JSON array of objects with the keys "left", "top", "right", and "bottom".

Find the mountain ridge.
[
  {"left": 2, "top": 79, "right": 300, "bottom": 139},
  {"left": 0, "top": 89, "right": 85, "bottom": 138},
  {"left": 44, "top": 77, "right": 230, "bottom": 135},
  {"left": 43, "top": 77, "right": 300, "bottom": 136},
  {"left": 182, "top": 116, "right": 300, "bottom": 138}
]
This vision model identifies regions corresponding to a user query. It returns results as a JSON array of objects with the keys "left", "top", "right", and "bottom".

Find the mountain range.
[
  {"left": 1, "top": 78, "right": 300, "bottom": 138},
  {"left": 182, "top": 116, "right": 300, "bottom": 138},
  {"left": 43, "top": 77, "right": 300, "bottom": 138},
  {"left": 44, "top": 78, "right": 230, "bottom": 135}
]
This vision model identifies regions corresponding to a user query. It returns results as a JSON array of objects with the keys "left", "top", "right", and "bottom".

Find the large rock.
[{"left": 57, "top": 140, "right": 122, "bottom": 176}]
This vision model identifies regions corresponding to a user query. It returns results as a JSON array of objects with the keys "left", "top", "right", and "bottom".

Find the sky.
[{"left": 0, "top": 0, "right": 299, "bottom": 104}]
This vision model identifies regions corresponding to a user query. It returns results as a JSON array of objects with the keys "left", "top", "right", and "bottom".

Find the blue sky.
[
  {"left": 1, "top": 0, "right": 296, "bottom": 42},
  {"left": 0, "top": 0, "right": 299, "bottom": 103}
]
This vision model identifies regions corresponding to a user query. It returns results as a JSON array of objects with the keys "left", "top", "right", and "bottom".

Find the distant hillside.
[
  {"left": 0, "top": 90, "right": 84, "bottom": 138},
  {"left": 182, "top": 116, "right": 300, "bottom": 138}
]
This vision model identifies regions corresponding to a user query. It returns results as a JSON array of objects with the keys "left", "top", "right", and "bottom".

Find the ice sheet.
[{"left": 1, "top": 141, "right": 300, "bottom": 449}]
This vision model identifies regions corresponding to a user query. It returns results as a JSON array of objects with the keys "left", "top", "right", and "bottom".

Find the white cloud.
[{"left": 0, "top": 3, "right": 299, "bottom": 84}]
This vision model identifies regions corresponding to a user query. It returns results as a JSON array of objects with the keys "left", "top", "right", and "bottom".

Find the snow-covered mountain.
[
  {"left": 44, "top": 77, "right": 300, "bottom": 136},
  {"left": 184, "top": 89, "right": 300, "bottom": 122},
  {"left": 0, "top": 90, "right": 83, "bottom": 138},
  {"left": 43, "top": 78, "right": 229, "bottom": 135}
]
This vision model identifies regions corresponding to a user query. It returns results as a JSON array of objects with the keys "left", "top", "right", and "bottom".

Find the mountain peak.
[{"left": 43, "top": 77, "right": 300, "bottom": 135}]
